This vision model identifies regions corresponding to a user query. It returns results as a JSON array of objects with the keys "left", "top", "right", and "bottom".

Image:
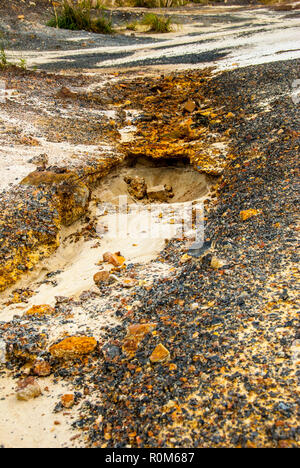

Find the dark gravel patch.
[{"left": 103, "top": 49, "right": 230, "bottom": 69}]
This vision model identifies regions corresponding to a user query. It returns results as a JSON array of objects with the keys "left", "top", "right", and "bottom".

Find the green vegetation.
[
  {"left": 47, "top": 0, "right": 113, "bottom": 34},
  {"left": 134, "top": 0, "right": 187, "bottom": 6},
  {"left": 126, "top": 20, "right": 139, "bottom": 31},
  {"left": 0, "top": 45, "right": 8, "bottom": 69},
  {"left": 0, "top": 45, "right": 27, "bottom": 70},
  {"left": 19, "top": 58, "right": 27, "bottom": 70},
  {"left": 141, "top": 13, "right": 175, "bottom": 33},
  {"left": 126, "top": 12, "right": 178, "bottom": 33},
  {"left": 0, "top": 31, "right": 27, "bottom": 70}
]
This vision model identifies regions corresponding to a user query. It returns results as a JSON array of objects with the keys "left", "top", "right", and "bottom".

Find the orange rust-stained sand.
[{"left": 116, "top": 70, "right": 227, "bottom": 176}]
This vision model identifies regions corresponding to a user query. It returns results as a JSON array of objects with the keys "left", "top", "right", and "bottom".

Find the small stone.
[
  {"left": 180, "top": 253, "right": 191, "bottom": 264},
  {"left": 28, "top": 153, "right": 48, "bottom": 167},
  {"left": 103, "top": 252, "right": 125, "bottom": 267},
  {"left": 57, "top": 87, "right": 77, "bottom": 98},
  {"left": 123, "top": 323, "right": 157, "bottom": 358},
  {"left": 54, "top": 296, "right": 69, "bottom": 305},
  {"left": 150, "top": 343, "right": 170, "bottom": 364},
  {"left": 183, "top": 100, "right": 196, "bottom": 113},
  {"left": 49, "top": 336, "right": 97, "bottom": 360},
  {"left": 240, "top": 209, "right": 260, "bottom": 221},
  {"left": 25, "top": 304, "right": 56, "bottom": 317},
  {"left": 93, "top": 270, "right": 110, "bottom": 284},
  {"left": 33, "top": 360, "right": 51, "bottom": 377},
  {"left": 102, "top": 342, "right": 121, "bottom": 361},
  {"left": 16, "top": 377, "right": 42, "bottom": 401},
  {"left": 210, "top": 256, "right": 225, "bottom": 269},
  {"left": 121, "top": 278, "right": 137, "bottom": 288},
  {"left": 61, "top": 394, "right": 75, "bottom": 409}
]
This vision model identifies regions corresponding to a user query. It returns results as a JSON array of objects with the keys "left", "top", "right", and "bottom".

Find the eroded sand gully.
[{"left": 0, "top": 161, "right": 214, "bottom": 315}]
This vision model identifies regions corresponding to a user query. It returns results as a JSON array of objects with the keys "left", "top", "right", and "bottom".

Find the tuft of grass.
[
  {"left": 0, "top": 31, "right": 28, "bottom": 71},
  {"left": 141, "top": 13, "right": 174, "bottom": 33},
  {"left": 0, "top": 45, "right": 8, "bottom": 69},
  {"left": 134, "top": 0, "right": 186, "bottom": 6},
  {"left": 126, "top": 20, "right": 139, "bottom": 31},
  {"left": 19, "top": 58, "right": 27, "bottom": 70},
  {"left": 134, "top": 0, "right": 156, "bottom": 6},
  {"left": 92, "top": 15, "right": 113, "bottom": 34},
  {"left": 47, "top": 0, "right": 113, "bottom": 34}
]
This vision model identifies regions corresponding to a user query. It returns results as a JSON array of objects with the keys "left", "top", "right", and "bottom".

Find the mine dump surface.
[{"left": 0, "top": 0, "right": 299, "bottom": 449}]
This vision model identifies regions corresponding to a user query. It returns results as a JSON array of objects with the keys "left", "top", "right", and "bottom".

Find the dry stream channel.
[{"left": 0, "top": 159, "right": 214, "bottom": 315}]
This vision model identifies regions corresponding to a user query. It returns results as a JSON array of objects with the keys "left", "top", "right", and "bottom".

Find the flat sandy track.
[
  {"left": 0, "top": 2, "right": 299, "bottom": 71},
  {"left": 0, "top": 1, "right": 299, "bottom": 449}
]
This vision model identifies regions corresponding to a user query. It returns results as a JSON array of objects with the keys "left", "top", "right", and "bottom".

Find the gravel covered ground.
[
  {"left": 0, "top": 58, "right": 299, "bottom": 448},
  {"left": 65, "top": 59, "right": 299, "bottom": 448},
  {"left": 0, "top": 1, "right": 299, "bottom": 449}
]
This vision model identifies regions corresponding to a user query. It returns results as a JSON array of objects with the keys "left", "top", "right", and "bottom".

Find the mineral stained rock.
[
  {"left": 25, "top": 305, "right": 56, "bottom": 317},
  {"left": 240, "top": 208, "right": 260, "bottom": 221},
  {"left": 49, "top": 336, "right": 97, "bottom": 360},
  {"left": 124, "top": 176, "right": 147, "bottom": 200},
  {"left": 93, "top": 270, "right": 110, "bottom": 284},
  {"left": 122, "top": 323, "right": 157, "bottom": 358},
  {"left": 16, "top": 377, "right": 42, "bottom": 401},
  {"left": 21, "top": 170, "right": 90, "bottom": 227},
  {"left": 103, "top": 252, "right": 125, "bottom": 267},
  {"left": 33, "top": 360, "right": 52, "bottom": 377},
  {"left": 150, "top": 343, "right": 170, "bottom": 364},
  {"left": 61, "top": 394, "right": 75, "bottom": 408}
]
